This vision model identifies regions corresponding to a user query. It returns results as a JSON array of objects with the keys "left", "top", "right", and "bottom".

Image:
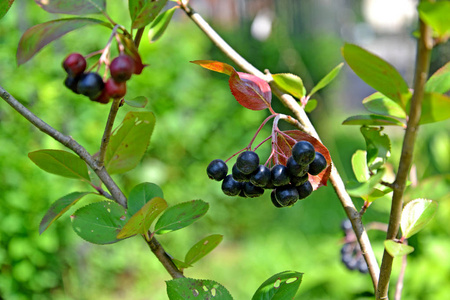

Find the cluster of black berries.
[
  {"left": 206, "top": 140, "right": 327, "bottom": 208},
  {"left": 340, "top": 219, "right": 369, "bottom": 274},
  {"left": 63, "top": 53, "right": 137, "bottom": 104}
]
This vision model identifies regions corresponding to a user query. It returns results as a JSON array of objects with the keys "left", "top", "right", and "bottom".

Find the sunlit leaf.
[
  {"left": 384, "top": 240, "right": 414, "bottom": 257},
  {"left": 401, "top": 198, "right": 438, "bottom": 239},
  {"left": 148, "top": 6, "right": 177, "bottom": 43},
  {"left": 342, "top": 43, "right": 411, "bottom": 108},
  {"left": 272, "top": 73, "right": 306, "bottom": 99},
  {"left": 342, "top": 114, "right": 405, "bottom": 127},
  {"left": 417, "top": 92, "right": 450, "bottom": 124},
  {"left": 166, "top": 278, "right": 233, "bottom": 300},
  {"left": 351, "top": 150, "right": 369, "bottom": 183},
  {"left": 308, "top": 63, "right": 343, "bottom": 97},
  {"left": 40, "top": 192, "right": 92, "bottom": 234},
  {"left": 34, "top": 0, "right": 106, "bottom": 15},
  {"left": 105, "top": 111, "right": 155, "bottom": 174},
  {"left": 17, "top": 18, "right": 108, "bottom": 65},
  {"left": 184, "top": 234, "right": 223, "bottom": 266},
  {"left": 154, "top": 200, "right": 209, "bottom": 235},
  {"left": 362, "top": 92, "right": 407, "bottom": 119},
  {"left": 0, "top": 0, "right": 14, "bottom": 20},
  {"left": 229, "top": 71, "right": 272, "bottom": 110},
  {"left": 360, "top": 126, "right": 391, "bottom": 170},
  {"left": 304, "top": 99, "right": 318, "bottom": 113},
  {"left": 129, "top": 0, "right": 168, "bottom": 29},
  {"left": 418, "top": 1, "right": 450, "bottom": 37},
  {"left": 71, "top": 201, "right": 128, "bottom": 244},
  {"left": 124, "top": 96, "right": 148, "bottom": 108},
  {"left": 362, "top": 188, "right": 392, "bottom": 202},
  {"left": 251, "top": 271, "right": 303, "bottom": 300},
  {"left": 28, "top": 149, "right": 90, "bottom": 181},
  {"left": 425, "top": 61, "right": 450, "bottom": 94},
  {"left": 128, "top": 182, "right": 164, "bottom": 217},
  {"left": 191, "top": 60, "right": 235, "bottom": 76},
  {"left": 346, "top": 169, "right": 385, "bottom": 198}
]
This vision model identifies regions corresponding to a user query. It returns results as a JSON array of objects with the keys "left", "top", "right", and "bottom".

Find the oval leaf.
[
  {"left": 401, "top": 198, "right": 438, "bottom": 239},
  {"left": 124, "top": 96, "right": 148, "bottom": 108},
  {"left": 425, "top": 61, "right": 450, "bottom": 94},
  {"left": 154, "top": 200, "right": 209, "bottom": 235},
  {"left": 304, "top": 99, "right": 318, "bottom": 113},
  {"left": 117, "top": 197, "right": 168, "bottom": 239},
  {"left": 272, "top": 73, "right": 306, "bottom": 99},
  {"left": 128, "top": 182, "right": 164, "bottom": 216},
  {"left": 129, "top": 0, "right": 168, "bottom": 29},
  {"left": 0, "top": 0, "right": 15, "bottom": 20},
  {"left": 362, "top": 92, "right": 407, "bottom": 119},
  {"left": 346, "top": 169, "right": 385, "bottom": 198},
  {"left": 342, "top": 114, "right": 405, "bottom": 127},
  {"left": 351, "top": 150, "right": 369, "bottom": 183},
  {"left": 34, "top": 0, "right": 106, "bottom": 15},
  {"left": 308, "top": 63, "right": 343, "bottom": 97},
  {"left": 384, "top": 240, "right": 414, "bottom": 257},
  {"left": 418, "top": 92, "right": 450, "bottom": 124},
  {"left": 17, "top": 18, "right": 108, "bottom": 65},
  {"left": 71, "top": 201, "right": 129, "bottom": 244},
  {"left": 418, "top": 1, "right": 450, "bottom": 37},
  {"left": 251, "top": 271, "right": 303, "bottom": 300},
  {"left": 40, "top": 192, "right": 92, "bottom": 234},
  {"left": 148, "top": 6, "right": 177, "bottom": 43},
  {"left": 360, "top": 126, "right": 391, "bottom": 170},
  {"left": 166, "top": 278, "right": 233, "bottom": 300},
  {"left": 229, "top": 72, "right": 272, "bottom": 110},
  {"left": 184, "top": 234, "right": 224, "bottom": 266},
  {"left": 342, "top": 43, "right": 411, "bottom": 108},
  {"left": 28, "top": 149, "right": 90, "bottom": 181},
  {"left": 105, "top": 111, "right": 155, "bottom": 174},
  {"left": 191, "top": 60, "right": 235, "bottom": 76}
]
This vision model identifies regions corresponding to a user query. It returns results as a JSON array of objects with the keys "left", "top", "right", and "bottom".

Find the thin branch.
[
  {"left": 180, "top": 3, "right": 380, "bottom": 288},
  {"left": 394, "top": 251, "right": 408, "bottom": 300},
  {"left": 376, "top": 10, "right": 433, "bottom": 299},
  {"left": 97, "top": 97, "right": 122, "bottom": 167},
  {"left": 134, "top": 27, "right": 145, "bottom": 48}
]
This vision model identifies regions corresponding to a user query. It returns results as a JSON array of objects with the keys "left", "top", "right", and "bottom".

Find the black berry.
[
  {"left": 308, "top": 152, "right": 327, "bottom": 175},
  {"left": 290, "top": 173, "right": 309, "bottom": 186},
  {"left": 357, "top": 257, "right": 369, "bottom": 274},
  {"left": 341, "top": 219, "right": 352, "bottom": 232},
  {"left": 286, "top": 156, "right": 309, "bottom": 177},
  {"left": 292, "top": 141, "right": 315, "bottom": 166},
  {"left": 236, "top": 151, "right": 259, "bottom": 175},
  {"left": 110, "top": 55, "right": 135, "bottom": 82},
  {"left": 63, "top": 53, "right": 86, "bottom": 77},
  {"left": 221, "top": 175, "right": 242, "bottom": 196},
  {"left": 243, "top": 182, "right": 264, "bottom": 198},
  {"left": 232, "top": 163, "right": 251, "bottom": 182},
  {"left": 64, "top": 76, "right": 80, "bottom": 94},
  {"left": 274, "top": 185, "right": 299, "bottom": 207},
  {"left": 271, "top": 164, "right": 290, "bottom": 187},
  {"left": 250, "top": 165, "right": 271, "bottom": 187},
  {"left": 297, "top": 180, "right": 313, "bottom": 199},
  {"left": 77, "top": 72, "right": 104, "bottom": 99},
  {"left": 207, "top": 159, "right": 228, "bottom": 181},
  {"left": 270, "top": 190, "right": 283, "bottom": 208}
]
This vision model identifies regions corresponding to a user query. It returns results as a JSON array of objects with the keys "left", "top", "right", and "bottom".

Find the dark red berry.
[
  {"left": 271, "top": 164, "right": 290, "bottom": 187},
  {"left": 236, "top": 151, "right": 259, "bottom": 175},
  {"left": 292, "top": 141, "right": 315, "bottom": 166},
  {"left": 207, "top": 159, "right": 228, "bottom": 181},
  {"left": 221, "top": 175, "right": 242, "bottom": 196},
  {"left": 308, "top": 152, "right": 327, "bottom": 175},
  {"left": 92, "top": 88, "right": 111, "bottom": 104},
  {"left": 63, "top": 53, "right": 86, "bottom": 77},
  {"left": 297, "top": 180, "right": 313, "bottom": 199},
  {"left": 77, "top": 72, "right": 104, "bottom": 99},
  {"left": 105, "top": 78, "right": 126, "bottom": 99},
  {"left": 110, "top": 55, "right": 135, "bottom": 82},
  {"left": 250, "top": 165, "right": 271, "bottom": 187}
]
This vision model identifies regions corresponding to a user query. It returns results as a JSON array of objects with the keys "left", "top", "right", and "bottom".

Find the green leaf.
[
  {"left": 304, "top": 99, "right": 317, "bottom": 113},
  {"left": 425, "top": 61, "right": 450, "bottom": 94},
  {"left": 308, "top": 63, "right": 343, "bottom": 97},
  {"left": 105, "top": 111, "right": 155, "bottom": 174},
  {"left": 184, "top": 234, "right": 224, "bottom": 266},
  {"left": 346, "top": 169, "right": 385, "bottom": 198},
  {"left": 362, "top": 92, "right": 407, "bottom": 119},
  {"left": 71, "top": 201, "right": 128, "bottom": 244},
  {"left": 251, "top": 271, "right": 303, "bottom": 300},
  {"left": 418, "top": 1, "right": 450, "bottom": 37},
  {"left": 418, "top": 92, "right": 450, "bottom": 124},
  {"left": 401, "top": 198, "right": 438, "bottom": 239},
  {"left": 272, "top": 73, "right": 306, "bottom": 99},
  {"left": 360, "top": 126, "right": 391, "bottom": 170},
  {"left": 148, "top": 6, "right": 177, "bottom": 43},
  {"left": 17, "top": 18, "right": 108, "bottom": 65},
  {"left": 39, "top": 192, "right": 92, "bottom": 234},
  {"left": 154, "top": 200, "right": 209, "bottom": 235},
  {"left": 362, "top": 188, "right": 392, "bottom": 202},
  {"left": 28, "top": 149, "right": 90, "bottom": 181},
  {"left": 384, "top": 240, "right": 414, "bottom": 257},
  {"left": 34, "top": 0, "right": 106, "bottom": 15},
  {"left": 128, "top": 182, "right": 164, "bottom": 216},
  {"left": 342, "top": 43, "right": 411, "bottom": 108},
  {"left": 124, "top": 96, "right": 148, "bottom": 108},
  {"left": 0, "top": 0, "right": 14, "bottom": 20},
  {"left": 172, "top": 259, "right": 192, "bottom": 270},
  {"left": 351, "top": 150, "right": 369, "bottom": 183},
  {"left": 129, "top": 0, "right": 168, "bottom": 29},
  {"left": 342, "top": 114, "right": 405, "bottom": 127},
  {"left": 166, "top": 278, "right": 233, "bottom": 300},
  {"left": 116, "top": 197, "right": 168, "bottom": 239}
]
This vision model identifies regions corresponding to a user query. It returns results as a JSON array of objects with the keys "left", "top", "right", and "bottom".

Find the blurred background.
[{"left": 0, "top": 0, "right": 449, "bottom": 299}]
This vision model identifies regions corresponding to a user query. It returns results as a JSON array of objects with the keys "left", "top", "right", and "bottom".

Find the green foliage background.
[{"left": 0, "top": 1, "right": 449, "bottom": 299}]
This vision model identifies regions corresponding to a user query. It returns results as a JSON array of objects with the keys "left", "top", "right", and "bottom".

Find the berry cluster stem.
[{"left": 97, "top": 97, "right": 122, "bottom": 167}]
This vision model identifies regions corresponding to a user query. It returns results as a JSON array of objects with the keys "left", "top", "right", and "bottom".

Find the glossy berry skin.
[
  {"left": 270, "top": 190, "right": 283, "bottom": 208},
  {"left": 308, "top": 152, "right": 327, "bottom": 175},
  {"left": 110, "top": 55, "right": 135, "bottom": 82},
  {"left": 243, "top": 182, "right": 264, "bottom": 198},
  {"left": 221, "top": 175, "right": 242, "bottom": 196},
  {"left": 297, "top": 180, "right": 313, "bottom": 199},
  {"left": 236, "top": 151, "right": 259, "bottom": 175},
  {"left": 64, "top": 76, "right": 80, "bottom": 94},
  {"left": 92, "top": 88, "right": 111, "bottom": 104},
  {"left": 77, "top": 72, "right": 104, "bottom": 99},
  {"left": 63, "top": 53, "right": 86, "bottom": 77},
  {"left": 292, "top": 141, "right": 315, "bottom": 166},
  {"left": 250, "top": 165, "right": 271, "bottom": 187},
  {"left": 271, "top": 164, "right": 290, "bottom": 187},
  {"left": 274, "top": 185, "right": 299, "bottom": 206},
  {"left": 232, "top": 163, "right": 250, "bottom": 182},
  {"left": 105, "top": 78, "right": 126, "bottom": 99},
  {"left": 207, "top": 159, "right": 228, "bottom": 181},
  {"left": 290, "top": 173, "right": 309, "bottom": 186},
  {"left": 286, "top": 156, "right": 309, "bottom": 177}
]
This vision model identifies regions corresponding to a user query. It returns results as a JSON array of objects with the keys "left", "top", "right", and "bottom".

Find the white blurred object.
[
  {"left": 251, "top": 8, "right": 274, "bottom": 41},
  {"left": 362, "top": 0, "right": 417, "bottom": 33}
]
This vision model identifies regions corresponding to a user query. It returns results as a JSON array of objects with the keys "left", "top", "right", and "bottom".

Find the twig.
[
  {"left": 376, "top": 7, "right": 433, "bottom": 299},
  {"left": 97, "top": 97, "right": 122, "bottom": 167},
  {"left": 180, "top": 3, "right": 380, "bottom": 288}
]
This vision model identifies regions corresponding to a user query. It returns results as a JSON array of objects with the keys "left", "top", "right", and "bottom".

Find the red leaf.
[
  {"left": 276, "top": 130, "right": 332, "bottom": 190},
  {"left": 229, "top": 72, "right": 271, "bottom": 111},
  {"left": 190, "top": 60, "right": 235, "bottom": 76},
  {"left": 34, "top": 0, "right": 106, "bottom": 15}
]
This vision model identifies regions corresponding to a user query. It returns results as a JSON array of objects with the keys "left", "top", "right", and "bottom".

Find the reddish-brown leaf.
[
  {"left": 190, "top": 60, "right": 235, "bottom": 76},
  {"left": 229, "top": 72, "right": 271, "bottom": 111}
]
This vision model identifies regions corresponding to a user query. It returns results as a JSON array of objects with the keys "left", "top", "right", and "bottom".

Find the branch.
[
  {"left": 376, "top": 9, "right": 433, "bottom": 299},
  {"left": 97, "top": 97, "right": 122, "bottom": 167},
  {"left": 180, "top": 3, "right": 380, "bottom": 289}
]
